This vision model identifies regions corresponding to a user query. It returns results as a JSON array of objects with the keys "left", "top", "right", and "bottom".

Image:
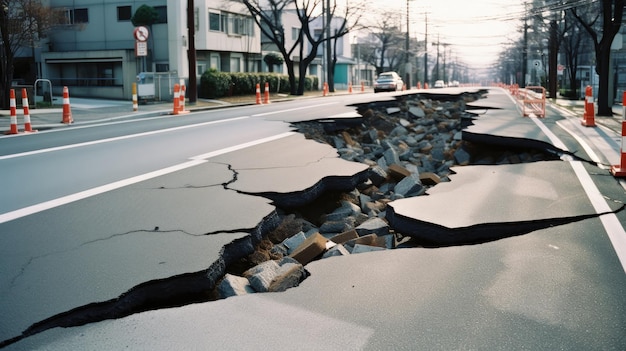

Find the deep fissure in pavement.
[{"left": 2, "top": 92, "right": 606, "bottom": 348}]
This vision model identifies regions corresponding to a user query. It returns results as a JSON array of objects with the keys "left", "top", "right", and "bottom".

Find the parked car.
[
  {"left": 433, "top": 80, "right": 445, "bottom": 88},
  {"left": 374, "top": 72, "right": 404, "bottom": 93}
]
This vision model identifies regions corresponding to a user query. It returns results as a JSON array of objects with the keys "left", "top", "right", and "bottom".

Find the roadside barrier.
[
  {"left": 581, "top": 85, "right": 596, "bottom": 127},
  {"left": 348, "top": 82, "right": 353, "bottom": 93},
  {"left": 361, "top": 81, "right": 365, "bottom": 92},
  {"left": 263, "top": 82, "right": 270, "bottom": 104},
  {"left": 520, "top": 86, "right": 546, "bottom": 118},
  {"left": 255, "top": 83, "right": 262, "bottom": 104},
  {"left": 611, "top": 92, "right": 626, "bottom": 177},
  {"left": 424, "top": 82, "right": 429, "bottom": 89},
  {"left": 132, "top": 83, "right": 138, "bottom": 112},
  {"left": 172, "top": 84, "right": 180, "bottom": 115},
  {"left": 178, "top": 84, "right": 189, "bottom": 114},
  {"left": 21, "top": 88, "right": 36, "bottom": 133},
  {"left": 323, "top": 82, "right": 328, "bottom": 96},
  {"left": 417, "top": 82, "right": 421, "bottom": 89},
  {"left": 61, "top": 86, "right": 73, "bottom": 124},
  {"left": 6, "top": 89, "right": 18, "bottom": 135}
]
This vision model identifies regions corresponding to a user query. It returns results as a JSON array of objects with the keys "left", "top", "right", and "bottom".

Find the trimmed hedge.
[{"left": 200, "top": 69, "right": 319, "bottom": 98}]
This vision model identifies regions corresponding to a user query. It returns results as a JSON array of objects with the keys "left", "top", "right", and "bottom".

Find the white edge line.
[
  {"left": 0, "top": 159, "right": 206, "bottom": 225},
  {"left": 0, "top": 116, "right": 250, "bottom": 161},
  {"left": 0, "top": 131, "right": 295, "bottom": 224},
  {"left": 251, "top": 102, "right": 336, "bottom": 117},
  {"left": 531, "top": 117, "right": 626, "bottom": 274}
]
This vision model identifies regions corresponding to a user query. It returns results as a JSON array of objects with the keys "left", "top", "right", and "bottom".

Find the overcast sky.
[{"left": 361, "top": 0, "right": 526, "bottom": 73}]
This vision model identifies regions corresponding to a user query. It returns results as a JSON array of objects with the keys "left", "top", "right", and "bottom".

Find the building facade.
[{"left": 40, "top": 0, "right": 260, "bottom": 100}]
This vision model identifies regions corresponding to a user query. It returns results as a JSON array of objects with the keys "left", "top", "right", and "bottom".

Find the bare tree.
[
  {"left": 237, "top": 0, "right": 362, "bottom": 95},
  {"left": 0, "top": 0, "right": 57, "bottom": 108},
  {"left": 359, "top": 14, "right": 404, "bottom": 75},
  {"left": 570, "top": 0, "right": 624, "bottom": 115}
]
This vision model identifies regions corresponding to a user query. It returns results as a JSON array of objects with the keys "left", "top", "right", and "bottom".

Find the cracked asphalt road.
[{"left": 2, "top": 88, "right": 626, "bottom": 349}]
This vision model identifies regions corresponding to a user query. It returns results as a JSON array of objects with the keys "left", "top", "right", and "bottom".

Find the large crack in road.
[{"left": 3, "top": 90, "right": 622, "bottom": 349}]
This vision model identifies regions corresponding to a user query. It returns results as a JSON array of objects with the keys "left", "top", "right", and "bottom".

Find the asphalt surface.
[{"left": 2, "top": 88, "right": 626, "bottom": 350}]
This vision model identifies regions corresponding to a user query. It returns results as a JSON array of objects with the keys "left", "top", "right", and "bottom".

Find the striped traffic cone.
[
  {"left": 581, "top": 85, "right": 596, "bottom": 127},
  {"left": 255, "top": 83, "right": 262, "bottom": 104},
  {"left": 263, "top": 82, "right": 270, "bottom": 104},
  {"left": 132, "top": 82, "right": 138, "bottom": 112},
  {"left": 6, "top": 89, "right": 18, "bottom": 134},
  {"left": 178, "top": 84, "right": 189, "bottom": 114},
  {"left": 22, "top": 88, "right": 36, "bottom": 133},
  {"left": 61, "top": 86, "right": 73, "bottom": 124},
  {"left": 172, "top": 84, "right": 180, "bottom": 115}
]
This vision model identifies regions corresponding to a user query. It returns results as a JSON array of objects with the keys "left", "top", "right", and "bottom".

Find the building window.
[
  {"left": 73, "top": 8, "right": 89, "bottom": 23},
  {"left": 292, "top": 27, "right": 299, "bottom": 40},
  {"left": 61, "top": 8, "right": 89, "bottom": 24},
  {"left": 117, "top": 6, "right": 132, "bottom": 21},
  {"left": 154, "top": 6, "right": 167, "bottom": 24},
  {"left": 209, "top": 12, "right": 222, "bottom": 32}
]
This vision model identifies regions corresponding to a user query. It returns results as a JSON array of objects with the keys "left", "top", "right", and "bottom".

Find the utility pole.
[
  {"left": 187, "top": 0, "right": 197, "bottom": 103},
  {"left": 433, "top": 34, "right": 440, "bottom": 81},
  {"left": 326, "top": 0, "right": 332, "bottom": 92},
  {"left": 405, "top": 0, "right": 411, "bottom": 88},
  {"left": 548, "top": 13, "right": 558, "bottom": 98},
  {"left": 522, "top": 1, "right": 528, "bottom": 88},
  {"left": 424, "top": 12, "right": 428, "bottom": 85}
]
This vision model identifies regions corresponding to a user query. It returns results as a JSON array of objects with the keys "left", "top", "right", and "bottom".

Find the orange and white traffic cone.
[
  {"left": 172, "top": 84, "right": 180, "bottom": 115},
  {"left": 424, "top": 82, "right": 429, "bottom": 89},
  {"left": 581, "top": 85, "right": 596, "bottom": 127},
  {"left": 611, "top": 92, "right": 626, "bottom": 177},
  {"left": 61, "top": 86, "right": 73, "bottom": 124},
  {"left": 361, "top": 81, "right": 365, "bottom": 92},
  {"left": 22, "top": 88, "right": 36, "bottom": 133},
  {"left": 132, "top": 82, "right": 138, "bottom": 112},
  {"left": 178, "top": 84, "right": 189, "bottom": 114},
  {"left": 263, "top": 82, "right": 270, "bottom": 104},
  {"left": 5, "top": 89, "right": 18, "bottom": 134},
  {"left": 255, "top": 83, "right": 262, "bottom": 104},
  {"left": 323, "top": 82, "right": 328, "bottom": 96},
  {"left": 348, "top": 83, "right": 353, "bottom": 94},
  {"left": 417, "top": 82, "right": 422, "bottom": 89}
]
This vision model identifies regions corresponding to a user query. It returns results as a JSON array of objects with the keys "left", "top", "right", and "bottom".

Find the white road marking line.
[
  {"left": 531, "top": 116, "right": 626, "bottom": 274},
  {"left": 0, "top": 117, "right": 250, "bottom": 161},
  {"left": 0, "top": 131, "right": 295, "bottom": 224},
  {"left": 251, "top": 102, "right": 336, "bottom": 117}
]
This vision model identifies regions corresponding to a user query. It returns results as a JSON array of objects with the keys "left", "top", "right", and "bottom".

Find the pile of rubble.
[{"left": 217, "top": 93, "right": 558, "bottom": 299}]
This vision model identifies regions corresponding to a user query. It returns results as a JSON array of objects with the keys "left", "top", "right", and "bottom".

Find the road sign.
[
  {"left": 135, "top": 41, "right": 148, "bottom": 57},
  {"left": 133, "top": 26, "right": 149, "bottom": 41}
]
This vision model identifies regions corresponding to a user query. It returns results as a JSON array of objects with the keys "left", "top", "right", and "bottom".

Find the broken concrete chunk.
[
  {"left": 325, "top": 201, "right": 361, "bottom": 221},
  {"left": 388, "top": 164, "right": 411, "bottom": 180},
  {"left": 387, "top": 107, "right": 401, "bottom": 114},
  {"left": 218, "top": 274, "right": 256, "bottom": 298},
  {"left": 368, "top": 165, "right": 388, "bottom": 186},
  {"left": 355, "top": 217, "right": 390, "bottom": 237},
  {"left": 419, "top": 172, "right": 441, "bottom": 186},
  {"left": 352, "top": 244, "right": 386, "bottom": 254},
  {"left": 289, "top": 232, "right": 328, "bottom": 265},
  {"left": 408, "top": 106, "right": 426, "bottom": 118},
  {"left": 394, "top": 173, "right": 424, "bottom": 197},
  {"left": 282, "top": 231, "right": 307, "bottom": 254},
  {"left": 383, "top": 147, "right": 401, "bottom": 166},
  {"left": 329, "top": 229, "right": 359, "bottom": 244},
  {"left": 244, "top": 257, "right": 306, "bottom": 293},
  {"left": 322, "top": 244, "right": 351, "bottom": 259},
  {"left": 454, "top": 146, "right": 471, "bottom": 166}
]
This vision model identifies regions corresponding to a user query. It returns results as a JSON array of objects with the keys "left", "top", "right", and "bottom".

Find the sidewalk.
[
  {"left": 553, "top": 97, "right": 624, "bottom": 133},
  {"left": 0, "top": 96, "right": 255, "bottom": 134}
]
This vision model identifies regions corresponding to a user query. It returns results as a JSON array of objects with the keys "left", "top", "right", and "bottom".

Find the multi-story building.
[{"left": 39, "top": 0, "right": 261, "bottom": 100}]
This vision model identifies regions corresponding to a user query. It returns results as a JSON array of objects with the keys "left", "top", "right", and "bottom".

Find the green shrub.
[
  {"left": 200, "top": 69, "right": 232, "bottom": 98},
  {"left": 199, "top": 70, "right": 320, "bottom": 98}
]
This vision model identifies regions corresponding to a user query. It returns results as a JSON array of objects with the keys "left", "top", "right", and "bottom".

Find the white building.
[{"left": 40, "top": 0, "right": 261, "bottom": 100}]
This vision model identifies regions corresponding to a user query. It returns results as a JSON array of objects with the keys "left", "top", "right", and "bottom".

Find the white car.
[
  {"left": 433, "top": 80, "right": 445, "bottom": 88},
  {"left": 374, "top": 72, "right": 404, "bottom": 93}
]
